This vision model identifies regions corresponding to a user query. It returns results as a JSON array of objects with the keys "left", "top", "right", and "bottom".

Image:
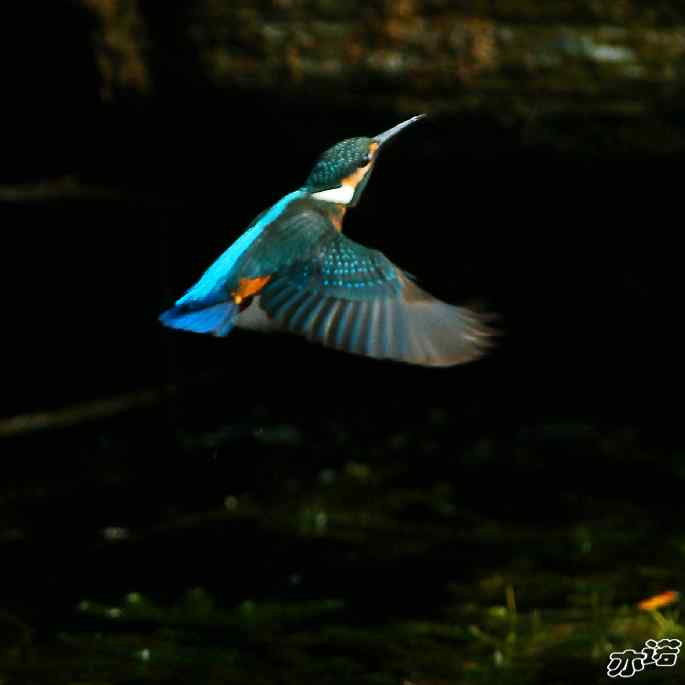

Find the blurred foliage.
[
  {"left": 1, "top": 414, "right": 684, "bottom": 683},
  {"left": 71, "top": 0, "right": 685, "bottom": 155},
  {"left": 82, "top": 0, "right": 150, "bottom": 98}
]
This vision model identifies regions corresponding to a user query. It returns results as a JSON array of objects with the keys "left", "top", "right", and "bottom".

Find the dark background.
[{"left": 1, "top": 2, "right": 683, "bottom": 684}]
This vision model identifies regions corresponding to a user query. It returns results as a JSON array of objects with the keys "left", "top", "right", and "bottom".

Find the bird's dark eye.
[{"left": 360, "top": 156, "right": 372, "bottom": 167}]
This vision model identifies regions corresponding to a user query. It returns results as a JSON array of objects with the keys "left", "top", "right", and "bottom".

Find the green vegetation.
[{"left": 1, "top": 420, "right": 682, "bottom": 684}]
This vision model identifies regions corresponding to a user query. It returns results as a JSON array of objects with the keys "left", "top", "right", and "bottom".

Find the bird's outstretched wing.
[{"left": 242, "top": 228, "right": 491, "bottom": 367}]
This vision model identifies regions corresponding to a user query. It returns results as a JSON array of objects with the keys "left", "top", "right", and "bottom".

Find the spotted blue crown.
[{"left": 303, "top": 137, "right": 372, "bottom": 192}]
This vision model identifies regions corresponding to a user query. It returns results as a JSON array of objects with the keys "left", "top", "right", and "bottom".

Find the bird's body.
[{"left": 160, "top": 115, "right": 490, "bottom": 366}]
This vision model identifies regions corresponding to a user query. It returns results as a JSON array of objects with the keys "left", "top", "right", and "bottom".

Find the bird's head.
[{"left": 302, "top": 114, "right": 425, "bottom": 207}]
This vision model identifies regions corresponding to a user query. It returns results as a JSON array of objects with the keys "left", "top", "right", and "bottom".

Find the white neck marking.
[{"left": 311, "top": 184, "right": 355, "bottom": 205}]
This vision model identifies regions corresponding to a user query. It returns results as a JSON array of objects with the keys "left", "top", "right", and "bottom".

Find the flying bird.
[{"left": 160, "top": 115, "right": 490, "bottom": 366}]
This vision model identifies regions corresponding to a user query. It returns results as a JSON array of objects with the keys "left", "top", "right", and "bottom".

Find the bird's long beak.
[{"left": 374, "top": 114, "right": 426, "bottom": 148}]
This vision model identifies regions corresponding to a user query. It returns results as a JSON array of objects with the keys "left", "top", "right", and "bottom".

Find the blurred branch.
[
  {"left": 0, "top": 386, "right": 171, "bottom": 438},
  {"left": 0, "top": 177, "right": 176, "bottom": 208},
  {"left": 0, "top": 177, "right": 121, "bottom": 203},
  {"left": 0, "top": 365, "right": 235, "bottom": 437}
]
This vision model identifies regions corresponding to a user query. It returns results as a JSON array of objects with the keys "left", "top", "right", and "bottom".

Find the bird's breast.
[{"left": 329, "top": 204, "right": 347, "bottom": 232}]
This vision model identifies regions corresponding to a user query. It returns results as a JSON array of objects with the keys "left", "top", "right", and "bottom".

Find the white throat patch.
[{"left": 311, "top": 184, "right": 355, "bottom": 205}]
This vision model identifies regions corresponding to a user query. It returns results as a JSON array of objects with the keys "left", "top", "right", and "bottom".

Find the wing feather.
[{"left": 254, "top": 230, "right": 491, "bottom": 367}]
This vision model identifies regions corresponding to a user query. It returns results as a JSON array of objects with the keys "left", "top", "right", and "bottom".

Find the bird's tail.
[{"left": 159, "top": 301, "right": 238, "bottom": 337}]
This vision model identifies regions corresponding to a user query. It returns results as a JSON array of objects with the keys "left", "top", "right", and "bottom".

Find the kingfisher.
[{"left": 160, "top": 115, "right": 490, "bottom": 366}]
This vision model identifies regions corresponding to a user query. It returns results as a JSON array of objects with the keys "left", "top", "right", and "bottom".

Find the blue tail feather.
[{"left": 159, "top": 302, "right": 238, "bottom": 337}]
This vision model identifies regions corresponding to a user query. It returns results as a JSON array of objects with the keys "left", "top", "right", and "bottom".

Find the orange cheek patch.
[
  {"left": 341, "top": 164, "right": 370, "bottom": 189},
  {"left": 232, "top": 275, "right": 272, "bottom": 304}
]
